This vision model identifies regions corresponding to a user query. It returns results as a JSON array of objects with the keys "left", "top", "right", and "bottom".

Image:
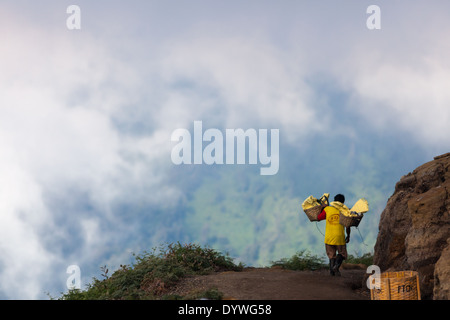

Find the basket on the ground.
[
  {"left": 370, "top": 271, "right": 421, "bottom": 300},
  {"left": 339, "top": 213, "right": 363, "bottom": 227}
]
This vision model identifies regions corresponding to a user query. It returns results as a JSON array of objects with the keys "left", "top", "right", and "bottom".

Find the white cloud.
[
  {"left": 0, "top": 146, "right": 56, "bottom": 299},
  {"left": 159, "top": 35, "right": 320, "bottom": 142},
  {"left": 332, "top": 13, "right": 450, "bottom": 149},
  {"left": 0, "top": 12, "right": 174, "bottom": 299}
]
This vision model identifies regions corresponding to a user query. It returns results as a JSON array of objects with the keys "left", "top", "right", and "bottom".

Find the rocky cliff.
[{"left": 374, "top": 152, "right": 450, "bottom": 300}]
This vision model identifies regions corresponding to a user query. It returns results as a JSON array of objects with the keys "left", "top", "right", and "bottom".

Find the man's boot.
[
  {"left": 329, "top": 258, "right": 336, "bottom": 276},
  {"left": 333, "top": 254, "right": 344, "bottom": 276}
]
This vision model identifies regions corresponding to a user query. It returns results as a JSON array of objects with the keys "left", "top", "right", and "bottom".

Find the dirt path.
[{"left": 171, "top": 265, "right": 370, "bottom": 300}]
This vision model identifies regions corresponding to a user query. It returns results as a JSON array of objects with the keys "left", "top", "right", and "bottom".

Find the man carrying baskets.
[{"left": 317, "top": 194, "right": 351, "bottom": 276}]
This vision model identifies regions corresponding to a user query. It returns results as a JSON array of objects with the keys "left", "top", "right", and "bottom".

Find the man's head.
[{"left": 334, "top": 194, "right": 345, "bottom": 203}]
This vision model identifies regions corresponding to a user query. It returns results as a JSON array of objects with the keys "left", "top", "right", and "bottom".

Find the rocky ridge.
[{"left": 374, "top": 152, "right": 450, "bottom": 299}]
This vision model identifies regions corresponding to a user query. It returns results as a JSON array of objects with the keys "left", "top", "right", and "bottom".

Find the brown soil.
[{"left": 169, "top": 264, "right": 370, "bottom": 300}]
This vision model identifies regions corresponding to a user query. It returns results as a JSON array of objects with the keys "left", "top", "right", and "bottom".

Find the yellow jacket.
[{"left": 321, "top": 206, "right": 346, "bottom": 245}]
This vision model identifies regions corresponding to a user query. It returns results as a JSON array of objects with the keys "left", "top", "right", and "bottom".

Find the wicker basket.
[
  {"left": 371, "top": 271, "right": 421, "bottom": 300},
  {"left": 339, "top": 212, "right": 363, "bottom": 227},
  {"left": 304, "top": 205, "right": 323, "bottom": 222},
  {"left": 303, "top": 195, "right": 328, "bottom": 222}
]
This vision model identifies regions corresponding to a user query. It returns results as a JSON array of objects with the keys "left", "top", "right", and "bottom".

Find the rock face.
[
  {"left": 433, "top": 238, "right": 450, "bottom": 299},
  {"left": 374, "top": 153, "right": 450, "bottom": 300}
]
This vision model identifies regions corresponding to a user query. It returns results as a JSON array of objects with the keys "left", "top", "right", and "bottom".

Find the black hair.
[{"left": 334, "top": 194, "right": 345, "bottom": 203}]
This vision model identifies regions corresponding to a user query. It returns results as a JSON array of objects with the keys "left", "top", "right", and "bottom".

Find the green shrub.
[
  {"left": 271, "top": 250, "right": 374, "bottom": 271},
  {"left": 58, "top": 242, "right": 242, "bottom": 300},
  {"left": 346, "top": 252, "right": 373, "bottom": 266},
  {"left": 271, "top": 250, "right": 326, "bottom": 271}
]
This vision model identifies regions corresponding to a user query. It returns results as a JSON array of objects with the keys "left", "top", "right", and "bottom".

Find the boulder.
[{"left": 373, "top": 152, "right": 450, "bottom": 299}]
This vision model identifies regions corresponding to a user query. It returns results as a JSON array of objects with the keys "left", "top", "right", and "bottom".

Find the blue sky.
[{"left": 1, "top": 1, "right": 450, "bottom": 299}]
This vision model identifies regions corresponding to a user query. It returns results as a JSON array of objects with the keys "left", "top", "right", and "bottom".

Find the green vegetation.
[
  {"left": 56, "top": 242, "right": 373, "bottom": 300},
  {"left": 270, "top": 250, "right": 326, "bottom": 271},
  {"left": 57, "top": 242, "right": 243, "bottom": 300},
  {"left": 271, "top": 250, "right": 374, "bottom": 270},
  {"left": 346, "top": 252, "right": 374, "bottom": 266}
]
